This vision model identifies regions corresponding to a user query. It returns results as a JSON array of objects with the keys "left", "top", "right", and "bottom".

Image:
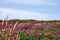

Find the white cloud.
[
  {"left": 0, "top": 7, "right": 60, "bottom": 20},
  {"left": 0, "top": 0, "right": 56, "bottom": 5}
]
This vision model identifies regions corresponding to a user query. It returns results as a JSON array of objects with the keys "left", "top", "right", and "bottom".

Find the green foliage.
[
  {"left": 27, "top": 36, "right": 38, "bottom": 40},
  {"left": 41, "top": 33, "right": 45, "bottom": 40},
  {"left": 47, "top": 35, "right": 52, "bottom": 38},
  {"left": 20, "top": 35, "right": 38, "bottom": 40},
  {"left": 52, "top": 36, "right": 59, "bottom": 40},
  {"left": 20, "top": 35, "right": 26, "bottom": 40},
  {"left": 2, "top": 36, "right": 8, "bottom": 40},
  {"left": 31, "top": 28, "right": 35, "bottom": 30},
  {"left": 19, "top": 31, "right": 26, "bottom": 36}
]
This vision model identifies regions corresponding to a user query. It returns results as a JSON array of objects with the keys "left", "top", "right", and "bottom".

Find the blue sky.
[{"left": 0, "top": 0, "right": 60, "bottom": 20}]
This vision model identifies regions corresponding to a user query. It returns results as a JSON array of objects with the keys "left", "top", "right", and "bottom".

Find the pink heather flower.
[
  {"left": 5, "top": 20, "right": 8, "bottom": 27},
  {"left": 2, "top": 19, "right": 5, "bottom": 26},
  {"left": 57, "top": 34, "right": 60, "bottom": 37},
  {"left": 26, "top": 29, "right": 32, "bottom": 36},
  {"left": 0, "top": 24, "right": 5, "bottom": 29},
  {"left": 13, "top": 21, "right": 18, "bottom": 30},
  {"left": 16, "top": 34, "right": 20, "bottom": 40}
]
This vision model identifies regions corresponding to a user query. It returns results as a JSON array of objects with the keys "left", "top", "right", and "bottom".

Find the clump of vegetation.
[{"left": 0, "top": 19, "right": 60, "bottom": 40}]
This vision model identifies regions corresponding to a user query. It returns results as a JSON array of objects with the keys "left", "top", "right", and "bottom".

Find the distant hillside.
[{"left": 0, "top": 19, "right": 60, "bottom": 24}]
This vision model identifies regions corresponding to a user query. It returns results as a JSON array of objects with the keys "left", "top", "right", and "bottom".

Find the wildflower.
[
  {"left": 13, "top": 21, "right": 18, "bottom": 30},
  {"left": 38, "top": 26, "right": 44, "bottom": 30},
  {"left": 0, "top": 24, "right": 5, "bottom": 29},
  {"left": 2, "top": 19, "right": 5, "bottom": 26}
]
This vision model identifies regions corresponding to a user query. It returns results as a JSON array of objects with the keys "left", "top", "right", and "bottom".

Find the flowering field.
[{"left": 0, "top": 20, "right": 60, "bottom": 40}]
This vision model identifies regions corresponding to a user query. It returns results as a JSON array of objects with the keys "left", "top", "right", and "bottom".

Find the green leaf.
[
  {"left": 31, "top": 36, "right": 38, "bottom": 40},
  {"left": 20, "top": 35, "right": 26, "bottom": 40},
  {"left": 2, "top": 36, "right": 8, "bottom": 40},
  {"left": 52, "top": 36, "right": 59, "bottom": 40}
]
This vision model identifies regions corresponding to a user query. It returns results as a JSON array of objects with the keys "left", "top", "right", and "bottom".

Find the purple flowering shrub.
[{"left": 0, "top": 20, "right": 60, "bottom": 40}]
